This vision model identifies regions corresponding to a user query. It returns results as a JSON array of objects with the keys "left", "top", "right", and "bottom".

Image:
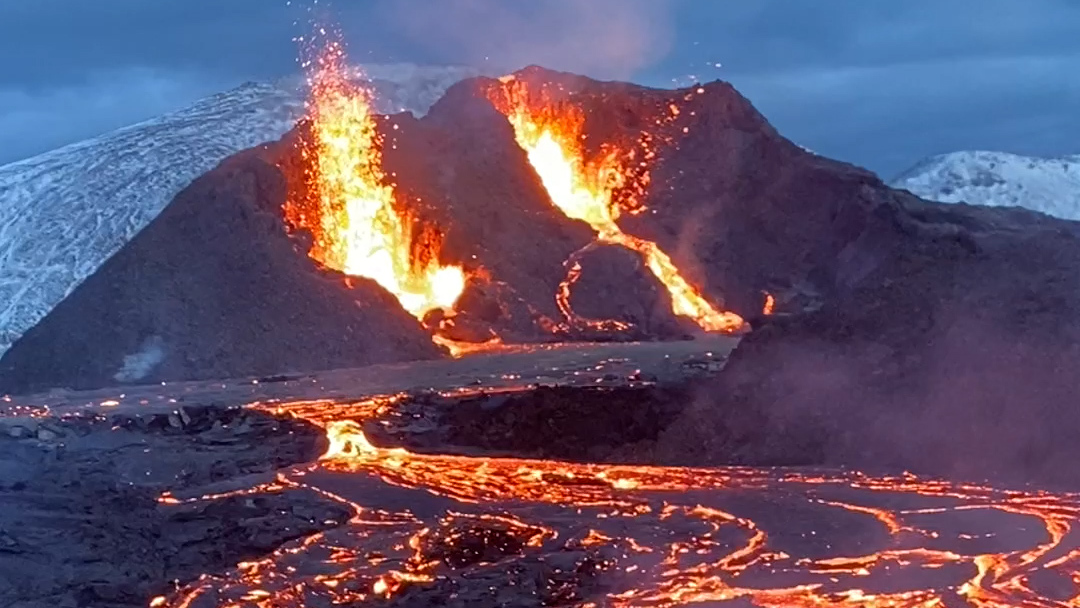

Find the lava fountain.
[
  {"left": 283, "top": 38, "right": 465, "bottom": 320},
  {"left": 488, "top": 77, "right": 744, "bottom": 333}
]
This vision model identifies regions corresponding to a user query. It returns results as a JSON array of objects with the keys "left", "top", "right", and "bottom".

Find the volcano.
[
  {"left": 4, "top": 65, "right": 1080, "bottom": 401},
  {"left": 0, "top": 142, "right": 442, "bottom": 394}
]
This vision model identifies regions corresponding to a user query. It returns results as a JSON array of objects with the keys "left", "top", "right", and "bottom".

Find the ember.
[
  {"left": 284, "top": 36, "right": 466, "bottom": 320},
  {"left": 762, "top": 292, "right": 776, "bottom": 315},
  {"left": 487, "top": 77, "right": 745, "bottom": 334}
]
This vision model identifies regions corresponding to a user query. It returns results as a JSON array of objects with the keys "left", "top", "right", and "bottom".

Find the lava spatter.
[{"left": 283, "top": 34, "right": 466, "bottom": 321}]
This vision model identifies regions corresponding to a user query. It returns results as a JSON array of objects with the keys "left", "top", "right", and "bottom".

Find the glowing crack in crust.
[{"left": 157, "top": 394, "right": 1080, "bottom": 608}]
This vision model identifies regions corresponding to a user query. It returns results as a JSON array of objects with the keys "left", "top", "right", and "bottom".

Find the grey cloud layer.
[{"left": 0, "top": 0, "right": 1077, "bottom": 173}]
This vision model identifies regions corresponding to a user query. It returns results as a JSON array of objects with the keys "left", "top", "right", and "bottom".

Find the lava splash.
[
  {"left": 487, "top": 76, "right": 745, "bottom": 334},
  {"left": 284, "top": 37, "right": 465, "bottom": 320}
]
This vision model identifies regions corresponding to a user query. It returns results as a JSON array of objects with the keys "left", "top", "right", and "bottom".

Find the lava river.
[{"left": 157, "top": 391, "right": 1080, "bottom": 608}]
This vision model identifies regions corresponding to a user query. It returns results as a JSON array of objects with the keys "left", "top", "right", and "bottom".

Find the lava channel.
[{"left": 487, "top": 76, "right": 745, "bottom": 336}]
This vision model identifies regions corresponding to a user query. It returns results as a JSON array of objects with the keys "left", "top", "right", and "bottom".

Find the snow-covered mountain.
[
  {"left": 0, "top": 64, "right": 480, "bottom": 356},
  {"left": 892, "top": 150, "right": 1080, "bottom": 220}
]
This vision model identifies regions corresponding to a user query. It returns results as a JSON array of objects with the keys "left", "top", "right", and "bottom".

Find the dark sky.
[{"left": 1, "top": 0, "right": 1077, "bottom": 177}]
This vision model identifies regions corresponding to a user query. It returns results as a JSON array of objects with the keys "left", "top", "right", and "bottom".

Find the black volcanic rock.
[
  {"left": 0, "top": 148, "right": 442, "bottom": 395},
  {"left": 567, "top": 244, "right": 696, "bottom": 340},
  {"left": 649, "top": 194, "right": 1080, "bottom": 486}
]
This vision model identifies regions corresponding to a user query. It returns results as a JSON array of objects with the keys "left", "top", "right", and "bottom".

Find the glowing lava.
[
  {"left": 284, "top": 39, "right": 465, "bottom": 320},
  {"left": 161, "top": 390, "right": 1080, "bottom": 608},
  {"left": 763, "top": 292, "right": 776, "bottom": 315},
  {"left": 490, "top": 77, "right": 744, "bottom": 334}
]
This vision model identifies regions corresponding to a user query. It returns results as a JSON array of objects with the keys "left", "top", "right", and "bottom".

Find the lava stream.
[
  {"left": 283, "top": 38, "right": 465, "bottom": 320},
  {"left": 489, "top": 78, "right": 744, "bottom": 333},
  {"left": 162, "top": 398, "right": 1080, "bottom": 608}
]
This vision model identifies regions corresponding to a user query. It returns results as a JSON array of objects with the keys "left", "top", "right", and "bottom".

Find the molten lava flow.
[
  {"left": 763, "top": 292, "right": 776, "bottom": 315},
  {"left": 490, "top": 78, "right": 744, "bottom": 333},
  {"left": 163, "top": 387, "right": 1080, "bottom": 608},
  {"left": 284, "top": 40, "right": 465, "bottom": 320}
]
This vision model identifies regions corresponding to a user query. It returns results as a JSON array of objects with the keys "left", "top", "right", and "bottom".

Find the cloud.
[
  {"left": 0, "top": 68, "right": 233, "bottom": 164},
  {"left": 369, "top": 0, "right": 676, "bottom": 80},
  {"left": 725, "top": 51, "right": 1080, "bottom": 176},
  {"left": 0, "top": 0, "right": 301, "bottom": 87},
  {"left": 0, "top": 0, "right": 1077, "bottom": 172},
  {"left": 656, "top": 0, "right": 1080, "bottom": 74}
]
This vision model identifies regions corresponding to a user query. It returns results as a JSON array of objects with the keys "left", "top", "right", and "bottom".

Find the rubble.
[
  {"left": 0, "top": 405, "right": 338, "bottom": 607},
  {"left": 427, "top": 385, "right": 692, "bottom": 462},
  {"left": 382, "top": 549, "right": 612, "bottom": 608}
]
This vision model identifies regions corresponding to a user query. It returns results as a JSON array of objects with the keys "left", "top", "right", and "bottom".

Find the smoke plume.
[{"left": 373, "top": 0, "right": 676, "bottom": 80}]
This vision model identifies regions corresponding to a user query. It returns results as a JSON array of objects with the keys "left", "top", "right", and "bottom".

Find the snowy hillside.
[
  {"left": 892, "top": 150, "right": 1080, "bottom": 220},
  {"left": 0, "top": 64, "right": 479, "bottom": 356}
]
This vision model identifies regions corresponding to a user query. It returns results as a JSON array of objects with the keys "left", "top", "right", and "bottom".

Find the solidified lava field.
[{"left": 0, "top": 340, "right": 1078, "bottom": 607}]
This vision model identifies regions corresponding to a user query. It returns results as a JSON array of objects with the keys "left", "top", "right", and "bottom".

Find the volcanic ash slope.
[
  {"left": 0, "top": 65, "right": 479, "bottom": 358},
  {"left": 0, "top": 145, "right": 442, "bottom": 395},
  {"left": 0, "top": 65, "right": 941, "bottom": 392}
]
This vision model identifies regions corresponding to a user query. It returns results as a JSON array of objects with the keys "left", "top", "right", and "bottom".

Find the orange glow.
[
  {"left": 763, "top": 292, "right": 776, "bottom": 315},
  {"left": 284, "top": 39, "right": 465, "bottom": 320},
  {"left": 431, "top": 333, "right": 505, "bottom": 358},
  {"left": 489, "top": 78, "right": 743, "bottom": 333},
  {"left": 288, "top": 395, "right": 1080, "bottom": 607},
  {"left": 157, "top": 385, "right": 1080, "bottom": 607}
]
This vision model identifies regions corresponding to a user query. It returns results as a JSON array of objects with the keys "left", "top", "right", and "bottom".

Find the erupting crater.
[
  {"left": 282, "top": 45, "right": 745, "bottom": 352},
  {"left": 283, "top": 39, "right": 467, "bottom": 322},
  {"left": 485, "top": 76, "right": 745, "bottom": 335}
]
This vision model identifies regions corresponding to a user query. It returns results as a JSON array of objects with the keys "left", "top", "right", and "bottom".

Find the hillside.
[
  {"left": 892, "top": 150, "right": 1080, "bottom": 219},
  {"left": 0, "top": 65, "right": 478, "bottom": 355}
]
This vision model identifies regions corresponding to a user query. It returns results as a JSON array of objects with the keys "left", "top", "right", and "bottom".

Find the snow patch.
[{"left": 891, "top": 150, "right": 1080, "bottom": 220}]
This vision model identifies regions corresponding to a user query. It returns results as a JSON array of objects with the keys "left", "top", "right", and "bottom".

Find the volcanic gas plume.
[
  {"left": 487, "top": 77, "right": 745, "bottom": 334},
  {"left": 283, "top": 40, "right": 466, "bottom": 321}
]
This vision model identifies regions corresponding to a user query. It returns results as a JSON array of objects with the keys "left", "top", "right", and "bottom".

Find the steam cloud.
[
  {"left": 659, "top": 312, "right": 1080, "bottom": 488},
  {"left": 114, "top": 335, "right": 166, "bottom": 383},
  {"left": 373, "top": 0, "right": 677, "bottom": 80}
]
